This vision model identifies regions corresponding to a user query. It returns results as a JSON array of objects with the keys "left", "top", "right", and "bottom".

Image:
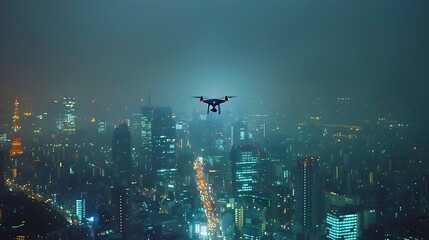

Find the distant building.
[
  {"left": 175, "top": 113, "right": 190, "bottom": 152},
  {"left": 139, "top": 106, "right": 176, "bottom": 188},
  {"left": 62, "top": 97, "right": 76, "bottom": 134},
  {"left": 111, "top": 123, "right": 133, "bottom": 238},
  {"left": 111, "top": 185, "right": 132, "bottom": 240},
  {"left": 230, "top": 145, "right": 261, "bottom": 196},
  {"left": 232, "top": 121, "right": 249, "bottom": 146},
  {"left": 112, "top": 123, "right": 132, "bottom": 179},
  {"left": 295, "top": 156, "right": 324, "bottom": 230},
  {"left": 10, "top": 96, "right": 24, "bottom": 157},
  {"left": 140, "top": 105, "right": 153, "bottom": 162},
  {"left": 98, "top": 121, "right": 107, "bottom": 134},
  {"left": 151, "top": 107, "right": 176, "bottom": 172}
]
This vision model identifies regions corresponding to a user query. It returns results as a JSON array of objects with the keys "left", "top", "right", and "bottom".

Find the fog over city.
[
  {"left": 1, "top": 1, "right": 429, "bottom": 111},
  {"left": 1, "top": 1, "right": 429, "bottom": 240}
]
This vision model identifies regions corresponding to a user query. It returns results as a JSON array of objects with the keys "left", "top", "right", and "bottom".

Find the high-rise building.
[
  {"left": 175, "top": 114, "right": 190, "bottom": 151},
  {"left": 156, "top": 168, "right": 178, "bottom": 198},
  {"left": 112, "top": 123, "right": 132, "bottom": 178},
  {"left": 10, "top": 96, "right": 24, "bottom": 157},
  {"left": 232, "top": 121, "right": 249, "bottom": 147},
  {"left": 234, "top": 205, "right": 245, "bottom": 230},
  {"left": 98, "top": 121, "right": 107, "bottom": 134},
  {"left": 326, "top": 208, "right": 358, "bottom": 240},
  {"left": 62, "top": 97, "right": 76, "bottom": 134},
  {"left": 111, "top": 185, "right": 132, "bottom": 239},
  {"left": 76, "top": 198, "right": 86, "bottom": 225},
  {"left": 111, "top": 123, "right": 133, "bottom": 238},
  {"left": 295, "top": 156, "right": 321, "bottom": 230},
  {"left": 231, "top": 145, "right": 261, "bottom": 196},
  {"left": 151, "top": 107, "right": 176, "bottom": 172},
  {"left": 140, "top": 105, "right": 153, "bottom": 172},
  {"left": 130, "top": 112, "right": 143, "bottom": 167}
]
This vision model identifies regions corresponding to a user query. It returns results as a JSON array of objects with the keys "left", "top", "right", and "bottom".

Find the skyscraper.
[
  {"left": 295, "top": 156, "right": 321, "bottom": 230},
  {"left": 76, "top": 198, "right": 86, "bottom": 225},
  {"left": 149, "top": 107, "right": 176, "bottom": 191},
  {"left": 140, "top": 105, "right": 153, "bottom": 188},
  {"left": 112, "top": 123, "right": 132, "bottom": 178},
  {"left": 232, "top": 121, "right": 249, "bottom": 147},
  {"left": 151, "top": 107, "right": 176, "bottom": 172},
  {"left": 111, "top": 123, "right": 133, "bottom": 239},
  {"left": 62, "top": 97, "right": 76, "bottom": 134},
  {"left": 111, "top": 185, "right": 132, "bottom": 239},
  {"left": 231, "top": 145, "right": 261, "bottom": 196}
]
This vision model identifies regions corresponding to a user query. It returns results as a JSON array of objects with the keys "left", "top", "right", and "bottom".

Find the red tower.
[{"left": 10, "top": 96, "right": 23, "bottom": 157}]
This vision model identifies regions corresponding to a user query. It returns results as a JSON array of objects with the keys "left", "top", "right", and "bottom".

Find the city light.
[{"left": 194, "top": 157, "right": 222, "bottom": 239}]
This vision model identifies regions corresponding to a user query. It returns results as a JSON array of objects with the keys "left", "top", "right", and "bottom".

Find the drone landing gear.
[{"left": 206, "top": 104, "right": 221, "bottom": 115}]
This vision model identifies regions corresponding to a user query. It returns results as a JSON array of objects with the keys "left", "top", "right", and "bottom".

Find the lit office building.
[
  {"left": 98, "top": 121, "right": 107, "bottom": 134},
  {"left": 151, "top": 107, "right": 176, "bottom": 171},
  {"left": 62, "top": 97, "right": 76, "bottom": 134},
  {"left": 231, "top": 145, "right": 261, "bottom": 196},
  {"left": 232, "top": 121, "right": 249, "bottom": 146},
  {"left": 139, "top": 106, "right": 175, "bottom": 189},
  {"left": 156, "top": 168, "right": 178, "bottom": 198},
  {"left": 175, "top": 117, "right": 189, "bottom": 151},
  {"left": 326, "top": 208, "right": 358, "bottom": 240},
  {"left": 76, "top": 199, "right": 86, "bottom": 225},
  {"left": 76, "top": 192, "right": 88, "bottom": 225}
]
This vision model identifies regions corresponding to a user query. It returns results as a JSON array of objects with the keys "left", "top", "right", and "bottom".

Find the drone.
[{"left": 193, "top": 96, "right": 236, "bottom": 114}]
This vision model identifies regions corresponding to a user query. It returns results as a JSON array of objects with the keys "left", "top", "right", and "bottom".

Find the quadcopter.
[{"left": 193, "top": 96, "right": 236, "bottom": 114}]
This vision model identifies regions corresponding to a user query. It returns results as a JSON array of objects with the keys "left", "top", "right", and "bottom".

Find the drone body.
[{"left": 193, "top": 96, "right": 236, "bottom": 114}]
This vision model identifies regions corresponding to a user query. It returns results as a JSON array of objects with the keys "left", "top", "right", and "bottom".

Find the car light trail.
[{"left": 194, "top": 157, "right": 221, "bottom": 239}]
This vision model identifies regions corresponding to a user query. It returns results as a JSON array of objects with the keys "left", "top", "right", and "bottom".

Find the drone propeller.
[{"left": 192, "top": 96, "right": 205, "bottom": 102}]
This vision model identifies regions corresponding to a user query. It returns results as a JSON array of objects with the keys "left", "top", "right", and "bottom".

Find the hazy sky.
[{"left": 1, "top": 0, "right": 428, "bottom": 109}]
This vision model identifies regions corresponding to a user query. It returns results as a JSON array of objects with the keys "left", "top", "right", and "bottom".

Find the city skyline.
[
  {"left": 1, "top": 1, "right": 429, "bottom": 239},
  {"left": 1, "top": 1, "right": 429, "bottom": 112},
  {"left": 1, "top": 85, "right": 429, "bottom": 239}
]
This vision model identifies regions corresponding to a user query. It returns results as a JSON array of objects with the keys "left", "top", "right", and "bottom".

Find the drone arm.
[
  {"left": 207, "top": 104, "right": 210, "bottom": 114},
  {"left": 219, "top": 104, "right": 221, "bottom": 114}
]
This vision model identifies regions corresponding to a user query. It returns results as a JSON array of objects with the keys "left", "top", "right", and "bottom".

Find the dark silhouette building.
[
  {"left": 295, "top": 156, "right": 324, "bottom": 232},
  {"left": 111, "top": 185, "right": 132, "bottom": 240},
  {"left": 112, "top": 122, "right": 132, "bottom": 178},
  {"left": 111, "top": 123, "right": 133, "bottom": 239}
]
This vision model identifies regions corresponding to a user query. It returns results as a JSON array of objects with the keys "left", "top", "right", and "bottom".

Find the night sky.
[{"left": 1, "top": 0, "right": 428, "bottom": 111}]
